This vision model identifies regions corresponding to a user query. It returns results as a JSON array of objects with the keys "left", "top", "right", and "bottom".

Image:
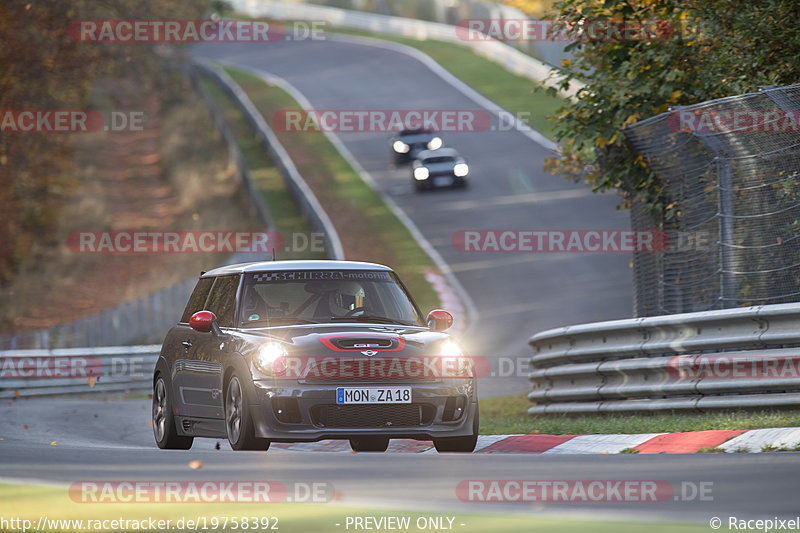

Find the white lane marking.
[
  {"left": 433, "top": 188, "right": 595, "bottom": 212},
  {"left": 450, "top": 252, "right": 579, "bottom": 274}
]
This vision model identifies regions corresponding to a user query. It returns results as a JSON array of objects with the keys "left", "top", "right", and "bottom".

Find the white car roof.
[{"left": 201, "top": 260, "right": 393, "bottom": 278}]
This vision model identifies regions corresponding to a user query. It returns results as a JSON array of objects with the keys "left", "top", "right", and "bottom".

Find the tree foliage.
[
  {"left": 539, "top": 0, "right": 800, "bottom": 212},
  {"left": 0, "top": 0, "right": 207, "bottom": 283}
]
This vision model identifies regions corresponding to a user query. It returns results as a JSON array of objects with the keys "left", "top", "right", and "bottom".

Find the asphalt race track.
[
  {"left": 4, "top": 33, "right": 796, "bottom": 531},
  {"left": 2, "top": 399, "right": 800, "bottom": 524},
  {"left": 194, "top": 34, "right": 634, "bottom": 398}
]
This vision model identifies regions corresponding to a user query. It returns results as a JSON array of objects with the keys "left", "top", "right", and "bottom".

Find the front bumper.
[
  {"left": 249, "top": 379, "right": 477, "bottom": 442},
  {"left": 415, "top": 173, "right": 467, "bottom": 188}
]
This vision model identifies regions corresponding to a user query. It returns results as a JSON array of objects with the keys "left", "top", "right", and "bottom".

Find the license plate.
[
  {"left": 434, "top": 176, "right": 453, "bottom": 186},
  {"left": 336, "top": 387, "right": 411, "bottom": 404}
]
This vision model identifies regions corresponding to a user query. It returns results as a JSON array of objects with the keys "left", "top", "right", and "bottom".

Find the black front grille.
[
  {"left": 310, "top": 404, "right": 434, "bottom": 428},
  {"left": 273, "top": 397, "right": 302, "bottom": 423}
]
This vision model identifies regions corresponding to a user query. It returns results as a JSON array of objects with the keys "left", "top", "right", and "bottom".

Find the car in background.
[
  {"left": 411, "top": 148, "right": 470, "bottom": 191},
  {"left": 390, "top": 128, "right": 443, "bottom": 163},
  {"left": 152, "top": 260, "right": 478, "bottom": 453}
]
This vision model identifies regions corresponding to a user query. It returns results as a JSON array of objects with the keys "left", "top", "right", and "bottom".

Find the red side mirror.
[
  {"left": 426, "top": 309, "right": 454, "bottom": 331},
  {"left": 190, "top": 310, "right": 217, "bottom": 333}
]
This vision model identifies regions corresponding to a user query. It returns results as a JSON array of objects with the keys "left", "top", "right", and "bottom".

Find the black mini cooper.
[{"left": 152, "top": 260, "right": 478, "bottom": 453}]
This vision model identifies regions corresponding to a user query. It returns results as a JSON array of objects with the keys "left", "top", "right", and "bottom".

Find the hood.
[{"left": 237, "top": 323, "right": 450, "bottom": 355}]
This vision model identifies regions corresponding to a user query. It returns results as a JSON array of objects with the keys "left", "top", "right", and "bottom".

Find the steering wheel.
[{"left": 344, "top": 306, "right": 368, "bottom": 317}]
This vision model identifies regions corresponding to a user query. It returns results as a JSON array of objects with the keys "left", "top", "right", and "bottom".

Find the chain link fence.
[{"left": 624, "top": 83, "right": 800, "bottom": 316}]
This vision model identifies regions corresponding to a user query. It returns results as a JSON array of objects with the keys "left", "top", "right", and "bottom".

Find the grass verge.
[
  {"left": 2, "top": 483, "right": 710, "bottom": 532},
  {"left": 479, "top": 394, "right": 800, "bottom": 436},
  {"left": 214, "top": 67, "right": 441, "bottom": 315}
]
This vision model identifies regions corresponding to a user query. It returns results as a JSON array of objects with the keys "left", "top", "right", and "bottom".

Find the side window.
[
  {"left": 180, "top": 277, "right": 214, "bottom": 323},
  {"left": 205, "top": 275, "right": 241, "bottom": 328}
]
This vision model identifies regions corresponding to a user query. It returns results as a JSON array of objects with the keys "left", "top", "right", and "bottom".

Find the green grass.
[
  {"left": 0, "top": 483, "right": 712, "bottom": 532},
  {"left": 198, "top": 75, "right": 324, "bottom": 260},
  {"left": 327, "top": 28, "right": 566, "bottom": 139},
  {"left": 480, "top": 394, "right": 800, "bottom": 435},
  {"left": 219, "top": 67, "right": 442, "bottom": 316}
]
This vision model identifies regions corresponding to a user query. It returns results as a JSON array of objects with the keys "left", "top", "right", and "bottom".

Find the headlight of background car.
[
  {"left": 427, "top": 136, "right": 443, "bottom": 150},
  {"left": 453, "top": 163, "right": 469, "bottom": 177},
  {"left": 413, "top": 167, "right": 430, "bottom": 180},
  {"left": 256, "top": 342, "right": 288, "bottom": 375},
  {"left": 393, "top": 140, "right": 410, "bottom": 153}
]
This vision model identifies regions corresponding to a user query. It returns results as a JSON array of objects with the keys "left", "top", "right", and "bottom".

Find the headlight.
[
  {"left": 256, "top": 342, "right": 288, "bottom": 375},
  {"left": 413, "top": 167, "right": 430, "bottom": 180},
  {"left": 393, "top": 140, "right": 409, "bottom": 153},
  {"left": 438, "top": 339, "right": 474, "bottom": 377},
  {"left": 427, "top": 136, "right": 443, "bottom": 150},
  {"left": 439, "top": 339, "right": 463, "bottom": 357},
  {"left": 453, "top": 163, "right": 469, "bottom": 177}
]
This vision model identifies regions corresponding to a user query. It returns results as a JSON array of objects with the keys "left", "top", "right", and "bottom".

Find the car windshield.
[
  {"left": 422, "top": 156, "right": 456, "bottom": 164},
  {"left": 399, "top": 132, "right": 434, "bottom": 143},
  {"left": 239, "top": 270, "right": 423, "bottom": 327}
]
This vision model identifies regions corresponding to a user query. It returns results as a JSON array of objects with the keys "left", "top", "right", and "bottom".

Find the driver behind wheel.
[{"left": 328, "top": 281, "right": 365, "bottom": 316}]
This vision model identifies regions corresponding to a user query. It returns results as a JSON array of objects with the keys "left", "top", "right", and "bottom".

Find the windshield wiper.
[{"left": 328, "top": 315, "right": 411, "bottom": 325}]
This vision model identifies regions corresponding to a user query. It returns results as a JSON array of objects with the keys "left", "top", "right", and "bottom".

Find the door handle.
[{"left": 182, "top": 341, "right": 193, "bottom": 349}]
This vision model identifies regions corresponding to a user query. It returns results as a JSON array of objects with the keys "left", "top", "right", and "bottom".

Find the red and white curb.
[{"left": 270, "top": 427, "right": 800, "bottom": 454}]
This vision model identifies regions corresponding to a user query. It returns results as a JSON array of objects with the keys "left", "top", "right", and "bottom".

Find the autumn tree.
[
  {"left": 536, "top": 0, "right": 800, "bottom": 212},
  {"left": 0, "top": 0, "right": 208, "bottom": 283}
]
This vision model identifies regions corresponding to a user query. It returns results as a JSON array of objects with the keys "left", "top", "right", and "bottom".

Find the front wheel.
[
  {"left": 225, "top": 374, "right": 270, "bottom": 451},
  {"left": 349, "top": 437, "right": 389, "bottom": 452},
  {"left": 433, "top": 405, "right": 478, "bottom": 453},
  {"left": 152, "top": 374, "right": 193, "bottom": 450}
]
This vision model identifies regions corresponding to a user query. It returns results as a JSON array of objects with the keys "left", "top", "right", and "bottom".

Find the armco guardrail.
[
  {"left": 0, "top": 345, "right": 160, "bottom": 398},
  {"left": 193, "top": 61, "right": 345, "bottom": 261},
  {"left": 229, "top": 0, "right": 584, "bottom": 101},
  {"left": 0, "top": 281, "right": 195, "bottom": 351},
  {"left": 528, "top": 303, "right": 800, "bottom": 413}
]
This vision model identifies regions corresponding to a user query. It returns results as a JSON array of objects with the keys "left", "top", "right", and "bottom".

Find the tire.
[
  {"left": 225, "top": 374, "right": 270, "bottom": 451},
  {"left": 152, "top": 374, "right": 193, "bottom": 450},
  {"left": 433, "top": 405, "right": 478, "bottom": 453},
  {"left": 349, "top": 437, "right": 389, "bottom": 452}
]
